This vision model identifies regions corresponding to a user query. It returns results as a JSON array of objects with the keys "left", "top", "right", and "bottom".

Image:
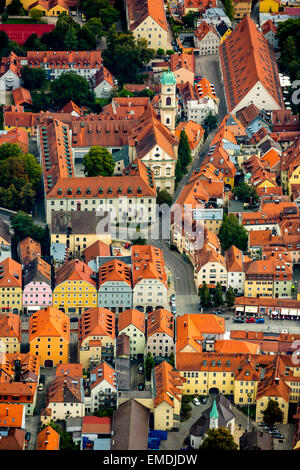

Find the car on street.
[
  {"left": 200, "top": 397, "right": 207, "bottom": 404},
  {"left": 193, "top": 398, "right": 200, "bottom": 406},
  {"left": 256, "top": 317, "right": 265, "bottom": 323},
  {"left": 138, "top": 383, "right": 145, "bottom": 391},
  {"left": 25, "top": 432, "right": 31, "bottom": 442},
  {"left": 234, "top": 318, "right": 244, "bottom": 323},
  {"left": 225, "top": 316, "right": 230, "bottom": 320},
  {"left": 39, "top": 375, "right": 45, "bottom": 384},
  {"left": 138, "top": 364, "right": 144, "bottom": 374},
  {"left": 38, "top": 383, "right": 44, "bottom": 391},
  {"left": 70, "top": 317, "right": 78, "bottom": 322},
  {"left": 170, "top": 294, "right": 176, "bottom": 301},
  {"left": 171, "top": 307, "right": 176, "bottom": 314},
  {"left": 246, "top": 317, "right": 255, "bottom": 323},
  {"left": 272, "top": 433, "right": 284, "bottom": 439}
]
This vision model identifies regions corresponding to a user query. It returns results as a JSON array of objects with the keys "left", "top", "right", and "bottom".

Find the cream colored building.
[{"left": 126, "top": 0, "right": 169, "bottom": 51}]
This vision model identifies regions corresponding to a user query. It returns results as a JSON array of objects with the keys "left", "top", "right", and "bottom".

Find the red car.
[{"left": 246, "top": 317, "right": 255, "bottom": 323}]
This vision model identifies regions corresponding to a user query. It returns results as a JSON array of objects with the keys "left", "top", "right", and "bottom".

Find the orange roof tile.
[
  {"left": 99, "top": 259, "right": 132, "bottom": 287},
  {"left": 83, "top": 240, "right": 111, "bottom": 263},
  {"left": 219, "top": 15, "right": 284, "bottom": 112},
  {"left": 36, "top": 426, "right": 60, "bottom": 450},
  {"left": 90, "top": 361, "right": 117, "bottom": 391},
  {"left": 0, "top": 257, "right": 22, "bottom": 288},
  {"left": 55, "top": 363, "right": 83, "bottom": 377},
  {"left": 170, "top": 53, "right": 195, "bottom": 74},
  {"left": 195, "top": 21, "right": 218, "bottom": 42},
  {"left": 175, "top": 120, "right": 204, "bottom": 151},
  {"left": 55, "top": 259, "right": 96, "bottom": 288},
  {"left": 147, "top": 308, "right": 174, "bottom": 338},
  {"left": 78, "top": 307, "right": 115, "bottom": 346},
  {"left": 176, "top": 314, "right": 225, "bottom": 353},
  {"left": 0, "top": 404, "right": 24, "bottom": 428},
  {"left": 17, "top": 237, "right": 41, "bottom": 266},
  {"left": 28, "top": 307, "right": 70, "bottom": 343},
  {"left": 127, "top": 0, "right": 168, "bottom": 32},
  {"left": 214, "top": 339, "right": 259, "bottom": 355},
  {"left": 225, "top": 245, "right": 244, "bottom": 272},
  {"left": 153, "top": 361, "right": 184, "bottom": 408},
  {"left": 46, "top": 375, "right": 83, "bottom": 404},
  {"left": 12, "top": 87, "right": 32, "bottom": 106},
  {"left": 118, "top": 309, "right": 145, "bottom": 334},
  {"left": 0, "top": 127, "right": 28, "bottom": 153},
  {"left": 0, "top": 314, "right": 21, "bottom": 343}
]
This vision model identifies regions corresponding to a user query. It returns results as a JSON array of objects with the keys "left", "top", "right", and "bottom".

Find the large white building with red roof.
[{"left": 219, "top": 15, "right": 284, "bottom": 114}]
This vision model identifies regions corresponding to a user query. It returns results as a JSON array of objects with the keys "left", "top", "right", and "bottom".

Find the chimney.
[{"left": 275, "top": 377, "right": 280, "bottom": 385}]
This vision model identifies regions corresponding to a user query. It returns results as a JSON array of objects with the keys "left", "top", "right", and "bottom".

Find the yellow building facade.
[
  {"left": 28, "top": 307, "right": 70, "bottom": 367},
  {"left": 244, "top": 280, "right": 274, "bottom": 298},
  {"left": 53, "top": 279, "right": 98, "bottom": 315},
  {"left": 259, "top": 0, "right": 280, "bottom": 13}
]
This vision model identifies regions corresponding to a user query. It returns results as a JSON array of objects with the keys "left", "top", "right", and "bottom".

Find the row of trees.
[{"left": 199, "top": 282, "right": 236, "bottom": 308}]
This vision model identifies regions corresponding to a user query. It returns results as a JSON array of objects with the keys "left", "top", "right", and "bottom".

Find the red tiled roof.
[
  {"left": 12, "top": 87, "right": 32, "bottom": 106},
  {"left": 219, "top": 15, "right": 284, "bottom": 112},
  {"left": 127, "top": 0, "right": 168, "bottom": 32}
]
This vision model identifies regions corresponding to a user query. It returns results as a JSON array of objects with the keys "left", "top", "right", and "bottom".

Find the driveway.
[{"left": 160, "top": 396, "right": 213, "bottom": 450}]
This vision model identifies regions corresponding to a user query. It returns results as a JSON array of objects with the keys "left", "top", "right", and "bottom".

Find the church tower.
[
  {"left": 160, "top": 69, "right": 177, "bottom": 133},
  {"left": 209, "top": 398, "right": 219, "bottom": 430}
]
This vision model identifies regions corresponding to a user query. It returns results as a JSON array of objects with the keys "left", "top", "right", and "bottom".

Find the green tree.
[
  {"left": 166, "top": 49, "right": 174, "bottom": 55},
  {"left": 20, "top": 66, "right": 46, "bottom": 90},
  {"left": 232, "top": 182, "right": 259, "bottom": 205},
  {"left": 10, "top": 211, "right": 49, "bottom": 255},
  {"left": 50, "top": 72, "right": 96, "bottom": 108},
  {"left": 263, "top": 399, "right": 284, "bottom": 426},
  {"left": 82, "top": 146, "right": 115, "bottom": 177},
  {"left": 85, "top": 17, "right": 103, "bottom": 40},
  {"left": 181, "top": 402, "right": 192, "bottom": 420},
  {"left": 23, "top": 152, "right": 42, "bottom": 191},
  {"left": 6, "top": 0, "right": 23, "bottom": 15},
  {"left": 131, "top": 236, "right": 146, "bottom": 245},
  {"left": 224, "top": 0, "right": 235, "bottom": 22},
  {"left": 203, "top": 111, "right": 218, "bottom": 132},
  {"left": 213, "top": 282, "right": 224, "bottom": 307},
  {"left": 64, "top": 27, "right": 78, "bottom": 50},
  {"left": 218, "top": 214, "right": 248, "bottom": 252},
  {"left": 200, "top": 428, "right": 238, "bottom": 450},
  {"left": 31, "top": 91, "right": 51, "bottom": 112},
  {"left": 45, "top": 421, "right": 80, "bottom": 450},
  {"left": 29, "top": 8, "right": 44, "bottom": 22},
  {"left": 0, "top": 143, "right": 22, "bottom": 160},
  {"left": 157, "top": 48, "right": 165, "bottom": 56},
  {"left": 144, "top": 352, "right": 155, "bottom": 381},
  {"left": 175, "top": 157, "right": 184, "bottom": 182},
  {"left": 225, "top": 286, "right": 235, "bottom": 308},
  {"left": 199, "top": 281, "right": 212, "bottom": 308},
  {"left": 80, "top": 0, "right": 119, "bottom": 29},
  {"left": 169, "top": 352, "right": 175, "bottom": 368},
  {"left": 178, "top": 130, "right": 192, "bottom": 174},
  {"left": 157, "top": 189, "right": 173, "bottom": 207}
]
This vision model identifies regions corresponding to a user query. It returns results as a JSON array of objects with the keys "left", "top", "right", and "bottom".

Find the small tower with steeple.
[
  {"left": 209, "top": 398, "right": 219, "bottom": 429},
  {"left": 159, "top": 68, "right": 177, "bottom": 133}
]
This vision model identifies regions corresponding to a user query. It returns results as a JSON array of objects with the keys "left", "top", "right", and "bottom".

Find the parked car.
[
  {"left": 272, "top": 433, "right": 284, "bottom": 439},
  {"left": 138, "top": 365, "right": 144, "bottom": 374},
  {"left": 25, "top": 432, "right": 31, "bottom": 442},
  {"left": 70, "top": 317, "right": 78, "bottom": 322},
  {"left": 171, "top": 307, "right": 177, "bottom": 314},
  {"left": 170, "top": 294, "right": 176, "bottom": 301},
  {"left": 138, "top": 383, "right": 145, "bottom": 391},
  {"left": 38, "top": 383, "right": 44, "bottom": 391},
  {"left": 193, "top": 398, "right": 200, "bottom": 406},
  {"left": 39, "top": 375, "right": 45, "bottom": 384},
  {"left": 256, "top": 317, "right": 265, "bottom": 323},
  {"left": 246, "top": 317, "right": 255, "bottom": 323},
  {"left": 234, "top": 318, "right": 245, "bottom": 323},
  {"left": 200, "top": 397, "right": 207, "bottom": 404}
]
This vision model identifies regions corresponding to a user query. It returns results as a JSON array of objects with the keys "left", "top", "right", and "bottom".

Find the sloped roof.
[
  {"left": 118, "top": 309, "right": 145, "bottom": 334},
  {"left": 111, "top": 399, "right": 149, "bottom": 450},
  {"left": 99, "top": 259, "right": 132, "bottom": 287},
  {"left": 219, "top": 15, "right": 284, "bottom": 112},
  {"left": 78, "top": 307, "right": 115, "bottom": 346},
  {"left": 36, "top": 426, "right": 60, "bottom": 450},
  {"left": 47, "top": 375, "right": 83, "bottom": 404},
  {"left": 147, "top": 308, "right": 174, "bottom": 338},
  {"left": 127, "top": 0, "right": 168, "bottom": 32},
  {"left": 153, "top": 361, "right": 184, "bottom": 408},
  {"left": 0, "top": 257, "right": 22, "bottom": 288},
  {"left": 28, "top": 306, "right": 70, "bottom": 342},
  {"left": 55, "top": 259, "right": 96, "bottom": 288}
]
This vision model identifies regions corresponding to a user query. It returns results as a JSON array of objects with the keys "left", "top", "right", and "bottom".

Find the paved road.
[{"left": 194, "top": 53, "right": 227, "bottom": 122}]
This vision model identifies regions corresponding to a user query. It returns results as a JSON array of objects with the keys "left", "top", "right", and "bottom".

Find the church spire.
[{"left": 209, "top": 398, "right": 219, "bottom": 429}]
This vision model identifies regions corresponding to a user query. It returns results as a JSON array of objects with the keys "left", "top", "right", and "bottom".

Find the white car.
[{"left": 193, "top": 398, "right": 200, "bottom": 406}]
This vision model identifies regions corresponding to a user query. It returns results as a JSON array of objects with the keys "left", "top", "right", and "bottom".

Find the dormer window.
[
  {"left": 57, "top": 188, "right": 62, "bottom": 195},
  {"left": 128, "top": 187, "right": 132, "bottom": 194},
  {"left": 77, "top": 188, "right": 81, "bottom": 195}
]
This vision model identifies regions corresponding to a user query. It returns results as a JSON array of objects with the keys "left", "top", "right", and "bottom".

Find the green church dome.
[{"left": 161, "top": 69, "right": 176, "bottom": 85}]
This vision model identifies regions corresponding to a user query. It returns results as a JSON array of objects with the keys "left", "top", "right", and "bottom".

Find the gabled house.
[{"left": 84, "top": 361, "right": 118, "bottom": 414}]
